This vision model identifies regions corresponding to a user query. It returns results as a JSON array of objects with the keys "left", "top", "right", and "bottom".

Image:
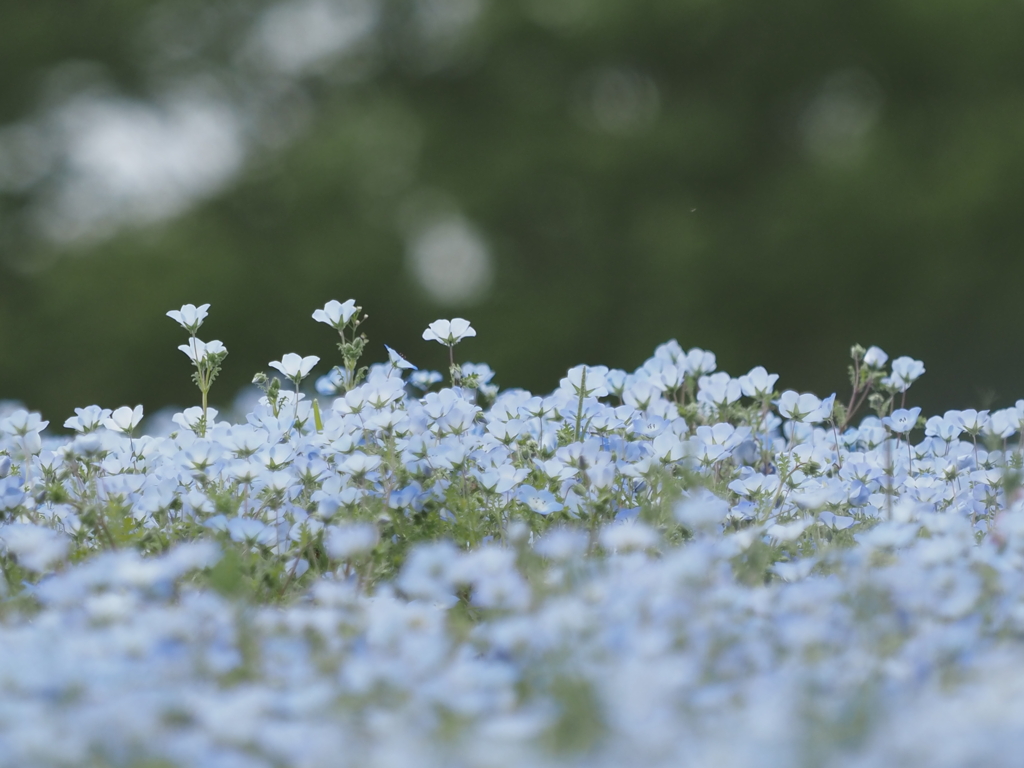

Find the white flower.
[
  {"left": 518, "top": 486, "right": 564, "bottom": 515},
  {"left": 560, "top": 365, "right": 609, "bottom": 398},
  {"left": 104, "top": 405, "right": 144, "bottom": 434},
  {"left": 883, "top": 407, "right": 921, "bottom": 434},
  {"left": 166, "top": 303, "right": 210, "bottom": 332},
  {"left": 172, "top": 407, "right": 219, "bottom": 432},
  {"left": 269, "top": 353, "right": 320, "bottom": 381},
  {"left": 697, "top": 372, "right": 742, "bottom": 407},
  {"left": 312, "top": 299, "right": 358, "bottom": 329},
  {"left": 63, "top": 405, "right": 111, "bottom": 433},
  {"left": 684, "top": 348, "right": 716, "bottom": 376},
  {"left": 863, "top": 346, "right": 888, "bottom": 368},
  {"left": 386, "top": 345, "right": 417, "bottom": 371},
  {"left": 989, "top": 408, "right": 1020, "bottom": 439},
  {"left": 422, "top": 318, "right": 476, "bottom": 346},
  {"left": 958, "top": 409, "right": 990, "bottom": 434},
  {"left": 738, "top": 366, "right": 779, "bottom": 398},
  {"left": 884, "top": 356, "right": 925, "bottom": 393},
  {"left": 177, "top": 338, "right": 227, "bottom": 363},
  {"left": 776, "top": 391, "right": 835, "bottom": 423},
  {"left": 0, "top": 410, "right": 48, "bottom": 437}
]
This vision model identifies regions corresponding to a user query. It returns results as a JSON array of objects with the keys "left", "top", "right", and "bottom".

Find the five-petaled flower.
[
  {"left": 883, "top": 407, "right": 921, "bottom": 434},
  {"left": 422, "top": 318, "right": 476, "bottom": 346},
  {"left": 166, "top": 304, "right": 210, "bottom": 334},
  {"left": 738, "top": 366, "right": 779, "bottom": 399},
  {"left": 884, "top": 356, "right": 925, "bottom": 393},
  {"left": 386, "top": 345, "right": 417, "bottom": 371},
  {"left": 270, "top": 353, "right": 320, "bottom": 383},
  {"left": 178, "top": 338, "right": 227, "bottom": 364},
  {"left": 776, "top": 391, "right": 835, "bottom": 424},
  {"left": 104, "top": 405, "right": 144, "bottom": 435},
  {"left": 863, "top": 346, "right": 888, "bottom": 368},
  {"left": 312, "top": 300, "right": 359, "bottom": 330}
]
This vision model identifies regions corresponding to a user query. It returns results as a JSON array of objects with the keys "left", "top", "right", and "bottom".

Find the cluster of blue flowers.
[{"left": 1, "top": 304, "right": 1023, "bottom": 766}]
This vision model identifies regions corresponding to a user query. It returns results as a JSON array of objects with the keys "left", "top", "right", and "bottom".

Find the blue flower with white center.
[
  {"left": 958, "top": 409, "right": 990, "bottom": 435},
  {"left": 104, "top": 405, "right": 144, "bottom": 435},
  {"left": 697, "top": 372, "right": 742, "bottom": 407},
  {"left": 385, "top": 345, "right": 418, "bottom": 373},
  {"left": 988, "top": 408, "right": 1020, "bottom": 439},
  {"left": 738, "top": 366, "right": 779, "bottom": 398},
  {"left": 269, "top": 353, "right": 320, "bottom": 385},
  {"left": 863, "top": 345, "right": 888, "bottom": 368},
  {"left": 312, "top": 299, "right": 359, "bottom": 330},
  {"left": 165, "top": 303, "right": 209, "bottom": 333},
  {"left": 560, "top": 365, "right": 609, "bottom": 398},
  {"left": 684, "top": 347, "right": 716, "bottom": 376},
  {"left": 776, "top": 391, "right": 835, "bottom": 424},
  {"left": 518, "top": 486, "right": 563, "bottom": 515},
  {"left": 884, "top": 356, "right": 925, "bottom": 392},
  {"left": 422, "top": 318, "right": 476, "bottom": 346},
  {"left": 883, "top": 407, "right": 921, "bottom": 434}
]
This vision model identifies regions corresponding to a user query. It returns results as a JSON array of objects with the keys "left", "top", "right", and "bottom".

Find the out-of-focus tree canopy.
[{"left": 2, "top": 0, "right": 1024, "bottom": 423}]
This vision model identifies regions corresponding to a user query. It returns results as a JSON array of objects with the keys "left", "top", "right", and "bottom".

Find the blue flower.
[{"left": 883, "top": 407, "right": 921, "bottom": 434}]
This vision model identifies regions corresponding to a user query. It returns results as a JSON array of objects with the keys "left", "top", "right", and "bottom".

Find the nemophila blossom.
[
  {"left": 64, "top": 405, "right": 111, "bottom": 433},
  {"left": 988, "top": 408, "right": 1021, "bottom": 439},
  {"left": 422, "top": 318, "right": 476, "bottom": 346},
  {"left": 172, "top": 407, "right": 218, "bottom": 433},
  {"left": 958, "top": 409, "right": 990, "bottom": 435},
  {"left": 684, "top": 347, "right": 716, "bottom": 376},
  {"left": 269, "top": 353, "right": 320, "bottom": 383},
  {"left": 165, "top": 303, "right": 210, "bottom": 333},
  {"left": 477, "top": 464, "right": 528, "bottom": 493},
  {"left": 226, "top": 517, "right": 276, "bottom": 546},
  {"left": 561, "top": 365, "right": 609, "bottom": 398},
  {"left": 518, "top": 486, "right": 563, "bottom": 515},
  {"left": 0, "top": 410, "right": 48, "bottom": 437},
  {"left": 312, "top": 299, "right": 359, "bottom": 330},
  {"left": 926, "top": 412, "right": 964, "bottom": 442},
  {"left": 386, "top": 345, "right": 417, "bottom": 372},
  {"left": 776, "top": 391, "right": 835, "bottom": 423},
  {"left": 410, "top": 369, "right": 443, "bottom": 390},
  {"left": 738, "top": 366, "right": 779, "bottom": 398},
  {"left": 605, "top": 369, "right": 629, "bottom": 397},
  {"left": 697, "top": 372, "right": 741, "bottom": 407},
  {"left": 11, "top": 304, "right": 1024, "bottom": 766},
  {"left": 652, "top": 362, "right": 685, "bottom": 391},
  {"left": 863, "top": 345, "right": 889, "bottom": 368},
  {"left": 885, "top": 355, "right": 926, "bottom": 392},
  {"left": 884, "top": 407, "right": 922, "bottom": 434},
  {"left": 623, "top": 379, "right": 658, "bottom": 410},
  {"left": 177, "top": 338, "right": 227, "bottom": 363},
  {"left": 652, "top": 431, "right": 686, "bottom": 462},
  {"left": 696, "top": 422, "right": 750, "bottom": 451},
  {"left": 315, "top": 368, "right": 345, "bottom": 396},
  {"left": 462, "top": 362, "right": 496, "bottom": 385},
  {"left": 103, "top": 405, "right": 144, "bottom": 434}
]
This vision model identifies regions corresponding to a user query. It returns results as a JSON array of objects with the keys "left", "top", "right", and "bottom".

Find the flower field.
[{"left": 2, "top": 302, "right": 1024, "bottom": 767}]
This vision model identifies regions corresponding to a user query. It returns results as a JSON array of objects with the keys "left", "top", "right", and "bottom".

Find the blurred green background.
[{"left": 2, "top": 0, "right": 1024, "bottom": 424}]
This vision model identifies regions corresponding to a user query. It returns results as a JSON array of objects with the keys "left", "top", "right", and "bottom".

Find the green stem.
[{"left": 574, "top": 368, "right": 587, "bottom": 443}]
